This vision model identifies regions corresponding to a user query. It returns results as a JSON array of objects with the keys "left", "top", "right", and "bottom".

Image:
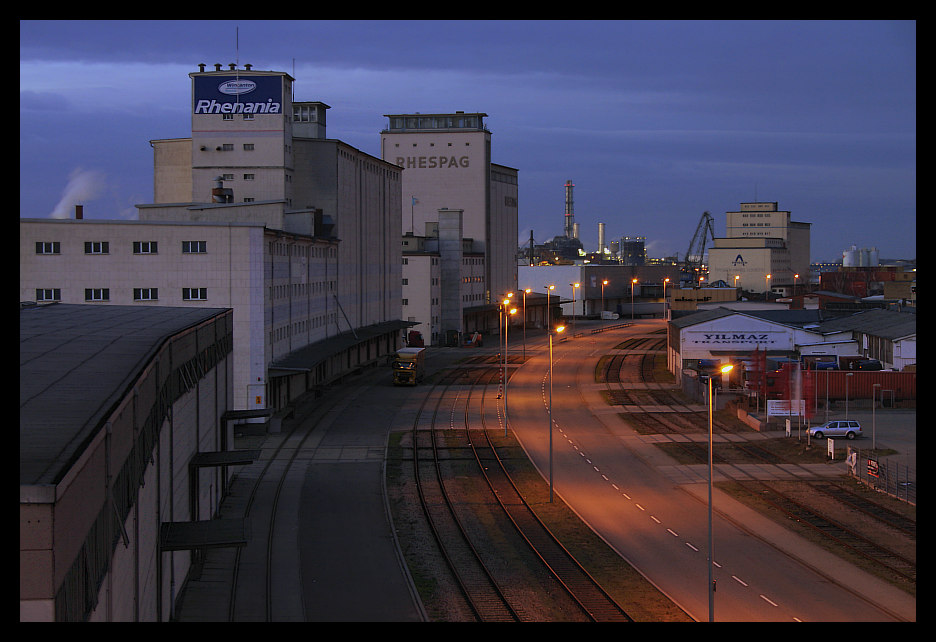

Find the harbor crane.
[{"left": 681, "top": 211, "right": 716, "bottom": 284}]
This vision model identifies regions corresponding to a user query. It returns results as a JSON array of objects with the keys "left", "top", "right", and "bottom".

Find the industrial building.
[
  {"left": 667, "top": 307, "right": 916, "bottom": 386},
  {"left": 20, "top": 304, "right": 243, "bottom": 621},
  {"left": 381, "top": 112, "right": 519, "bottom": 345},
  {"left": 708, "top": 201, "right": 811, "bottom": 295},
  {"left": 20, "top": 64, "right": 410, "bottom": 621},
  {"left": 21, "top": 63, "right": 406, "bottom": 413}
]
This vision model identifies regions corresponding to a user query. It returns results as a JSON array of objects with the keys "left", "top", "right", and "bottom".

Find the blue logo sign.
[{"left": 193, "top": 75, "right": 282, "bottom": 114}]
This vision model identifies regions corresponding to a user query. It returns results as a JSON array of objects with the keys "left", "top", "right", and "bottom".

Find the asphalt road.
[{"left": 504, "top": 318, "right": 915, "bottom": 622}]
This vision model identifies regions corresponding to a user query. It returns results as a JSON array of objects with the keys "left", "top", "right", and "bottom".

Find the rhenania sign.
[{"left": 193, "top": 75, "right": 283, "bottom": 114}]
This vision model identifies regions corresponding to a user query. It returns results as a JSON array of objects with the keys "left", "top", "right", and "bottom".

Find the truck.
[{"left": 392, "top": 347, "right": 425, "bottom": 386}]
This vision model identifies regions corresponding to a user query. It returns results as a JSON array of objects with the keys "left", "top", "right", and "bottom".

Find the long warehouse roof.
[{"left": 20, "top": 303, "right": 230, "bottom": 488}]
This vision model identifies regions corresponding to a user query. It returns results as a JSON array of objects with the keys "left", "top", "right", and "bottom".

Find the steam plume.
[{"left": 50, "top": 168, "right": 106, "bottom": 218}]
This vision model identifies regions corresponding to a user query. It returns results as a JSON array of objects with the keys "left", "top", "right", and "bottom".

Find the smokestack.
[
  {"left": 564, "top": 180, "right": 575, "bottom": 238},
  {"left": 598, "top": 222, "right": 605, "bottom": 254},
  {"left": 75, "top": 205, "right": 83, "bottom": 220}
]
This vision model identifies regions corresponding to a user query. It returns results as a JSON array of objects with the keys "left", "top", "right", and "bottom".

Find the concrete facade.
[{"left": 708, "top": 202, "right": 811, "bottom": 294}]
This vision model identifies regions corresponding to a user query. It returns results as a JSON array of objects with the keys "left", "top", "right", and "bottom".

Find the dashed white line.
[
  {"left": 686, "top": 542, "right": 699, "bottom": 552},
  {"left": 635, "top": 504, "right": 645, "bottom": 511},
  {"left": 650, "top": 515, "right": 661, "bottom": 524},
  {"left": 732, "top": 575, "right": 748, "bottom": 587},
  {"left": 760, "top": 595, "right": 779, "bottom": 607},
  {"left": 666, "top": 528, "right": 679, "bottom": 537}
]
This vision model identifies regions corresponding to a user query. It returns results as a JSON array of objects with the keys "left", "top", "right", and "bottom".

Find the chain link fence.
[{"left": 845, "top": 446, "right": 916, "bottom": 506}]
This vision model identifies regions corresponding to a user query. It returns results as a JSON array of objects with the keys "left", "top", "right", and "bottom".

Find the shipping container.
[{"left": 760, "top": 366, "right": 915, "bottom": 404}]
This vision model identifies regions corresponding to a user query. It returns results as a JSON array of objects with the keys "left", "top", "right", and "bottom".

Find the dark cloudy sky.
[{"left": 20, "top": 20, "right": 915, "bottom": 261}]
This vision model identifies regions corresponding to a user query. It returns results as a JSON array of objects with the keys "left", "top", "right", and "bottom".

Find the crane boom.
[{"left": 682, "top": 211, "right": 716, "bottom": 281}]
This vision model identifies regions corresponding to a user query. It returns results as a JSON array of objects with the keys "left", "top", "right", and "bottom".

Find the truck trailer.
[{"left": 392, "top": 347, "right": 425, "bottom": 386}]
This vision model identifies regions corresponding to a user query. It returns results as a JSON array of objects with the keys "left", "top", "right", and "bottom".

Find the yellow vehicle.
[{"left": 392, "top": 347, "right": 425, "bottom": 385}]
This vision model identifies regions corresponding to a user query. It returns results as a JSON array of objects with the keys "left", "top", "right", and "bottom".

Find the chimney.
[{"left": 75, "top": 205, "right": 83, "bottom": 220}]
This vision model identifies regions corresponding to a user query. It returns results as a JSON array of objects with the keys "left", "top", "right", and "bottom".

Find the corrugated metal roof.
[
  {"left": 815, "top": 308, "right": 916, "bottom": 340},
  {"left": 20, "top": 303, "right": 231, "bottom": 487}
]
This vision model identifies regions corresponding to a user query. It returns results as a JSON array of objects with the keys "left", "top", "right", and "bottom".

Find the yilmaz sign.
[
  {"left": 193, "top": 75, "right": 283, "bottom": 114},
  {"left": 683, "top": 329, "right": 789, "bottom": 350}
]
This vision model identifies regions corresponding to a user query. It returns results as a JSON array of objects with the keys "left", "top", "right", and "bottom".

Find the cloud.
[{"left": 50, "top": 168, "right": 107, "bottom": 218}]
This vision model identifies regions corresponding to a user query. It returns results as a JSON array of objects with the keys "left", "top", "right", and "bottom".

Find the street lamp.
[
  {"left": 631, "top": 278, "right": 638, "bottom": 320},
  {"left": 522, "top": 288, "right": 531, "bottom": 360},
  {"left": 545, "top": 285, "right": 555, "bottom": 329},
  {"left": 548, "top": 324, "right": 566, "bottom": 502},
  {"left": 503, "top": 303, "right": 517, "bottom": 435},
  {"left": 872, "top": 383, "right": 881, "bottom": 450},
  {"left": 663, "top": 277, "right": 670, "bottom": 318},
  {"left": 765, "top": 274, "right": 771, "bottom": 301},
  {"left": 570, "top": 283, "right": 580, "bottom": 333},
  {"left": 601, "top": 279, "right": 609, "bottom": 316},
  {"left": 845, "top": 372, "right": 854, "bottom": 420},
  {"left": 709, "top": 363, "right": 733, "bottom": 622}
]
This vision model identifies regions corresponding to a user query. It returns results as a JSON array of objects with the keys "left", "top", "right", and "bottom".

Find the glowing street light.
[
  {"left": 548, "top": 324, "right": 566, "bottom": 502},
  {"left": 601, "top": 279, "right": 609, "bottom": 315},
  {"left": 631, "top": 278, "right": 638, "bottom": 320},
  {"left": 708, "top": 363, "right": 733, "bottom": 621}
]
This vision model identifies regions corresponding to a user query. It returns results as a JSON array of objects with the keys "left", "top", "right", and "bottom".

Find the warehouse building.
[
  {"left": 381, "top": 112, "right": 518, "bottom": 345},
  {"left": 20, "top": 63, "right": 406, "bottom": 414},
  {"left": 20, "top": 304, "right": 245, "bottom": 621}
]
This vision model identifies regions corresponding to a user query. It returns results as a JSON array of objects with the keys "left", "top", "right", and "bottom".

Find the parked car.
[{"left": 808, "top": 420, "right": 862, "bottom": 440}]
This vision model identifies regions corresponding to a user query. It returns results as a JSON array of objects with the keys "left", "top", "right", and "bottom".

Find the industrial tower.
[{"left": 564, "top": 180, "right": 575, "bottom": 238}]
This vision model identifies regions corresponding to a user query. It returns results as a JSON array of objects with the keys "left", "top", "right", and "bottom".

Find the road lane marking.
[
  {"left": 650, "top": 515, "right": 661, "bottom": 523},
  {"left": 686, "top": 543, "right": 699, "bottom": 552},
  {"left": 760, "top": 595, "right": 779, "bottom": 607},
  {"left": 732, "top": 575, "right": 748, "bottom": 587},
  {"left": 666, "top": 528, "right": 679, "bottom": 537}
]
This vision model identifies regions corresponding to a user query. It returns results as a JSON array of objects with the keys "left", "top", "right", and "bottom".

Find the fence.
[{"left": 845, "top": 447, "right": 916, "bottom": 506}]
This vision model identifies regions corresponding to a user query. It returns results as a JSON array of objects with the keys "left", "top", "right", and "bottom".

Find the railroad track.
[
  {"left": 226, "top": 375, "right": 378, "bottom": 621},
  {"left": 409, "top": 366, "right": 631, "bottom": 621}
]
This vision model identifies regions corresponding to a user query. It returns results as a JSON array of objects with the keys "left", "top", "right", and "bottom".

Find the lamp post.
[
  {"left": 765, "top": 274, "right": 771, "bottom": 301},
  {"left": 845, "top": 372, "right": 854, "bottom": 420},
  {"left": 631, "top": 278, "right": 638, "bottom": 320},
  {"left": 872, "top": 383, "right": 881, "bottom": 450},
  {"left": 545, "top": 285, "right": 555, "bottom": 329},
  {"left": 709, "top": 363, "right": 734, "bottom": 622},
  {"left": 570, "top": 283, "right": 580, "bottom": 333},
  {"left": 522, "top": 288, "right": 531, "bottom": 360},
  {"left": 503, "top": 302, "right": 516, "bottom": 436},
  {"left": 601, "top": 279, "right": 608, "bottom": 316},
  {"left": 548, "top": 324, "right": 565, "bottom": 502}
]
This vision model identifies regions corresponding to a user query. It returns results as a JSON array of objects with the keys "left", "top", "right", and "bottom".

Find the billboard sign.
[{"left": 193, "top": 74, "right": 283, "bottom": 115}]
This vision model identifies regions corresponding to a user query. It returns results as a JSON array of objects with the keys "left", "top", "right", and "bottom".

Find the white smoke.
[{"left": 50, "top": 168, "right": 106, "bottom": 218}]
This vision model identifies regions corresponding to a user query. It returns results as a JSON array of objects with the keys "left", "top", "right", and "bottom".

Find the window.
[
  {"left": 36, "top": 242, "right": 60, "bottom": 254},
  {"left": 183, "top": 288, "right": 208, "bottom": 301},
  {"left": 182, "top": 241, "right": 207, "bottom": 253},
  {"left": 221, "top": 143, "right": 234, "bottom": 151},
  {"left": 84, "top": 241, "right": 109, "bottom": 254},
  {"left": 85, "top": 288, "right": 109, "bottom": 301},
  {"left": 243, "top": 143, "right": 254, "bottom": 151},
  {"left": 244, "top": 173, "right": 255, "bottom": 180},
  {"left": 133, "top": 288, "right": 158, "bottom": 301},
  {"left": 133, "top": 241, "right": 158, "bottom": 254},
  {"left": 35, "top": 288, "right": 60, "bottom": 302}
]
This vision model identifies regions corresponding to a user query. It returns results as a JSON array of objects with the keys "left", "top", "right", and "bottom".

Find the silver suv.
[{"left": 808, "top": 420, "right": 862, "bottom": 440}]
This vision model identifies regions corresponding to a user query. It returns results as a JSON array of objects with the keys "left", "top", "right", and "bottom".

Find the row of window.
[
  {"left": 36, "top": 288, "right": 209, "bottom": 302},
  {"left": 36, "top": 241, "right": 208, "bottom": 255}
]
